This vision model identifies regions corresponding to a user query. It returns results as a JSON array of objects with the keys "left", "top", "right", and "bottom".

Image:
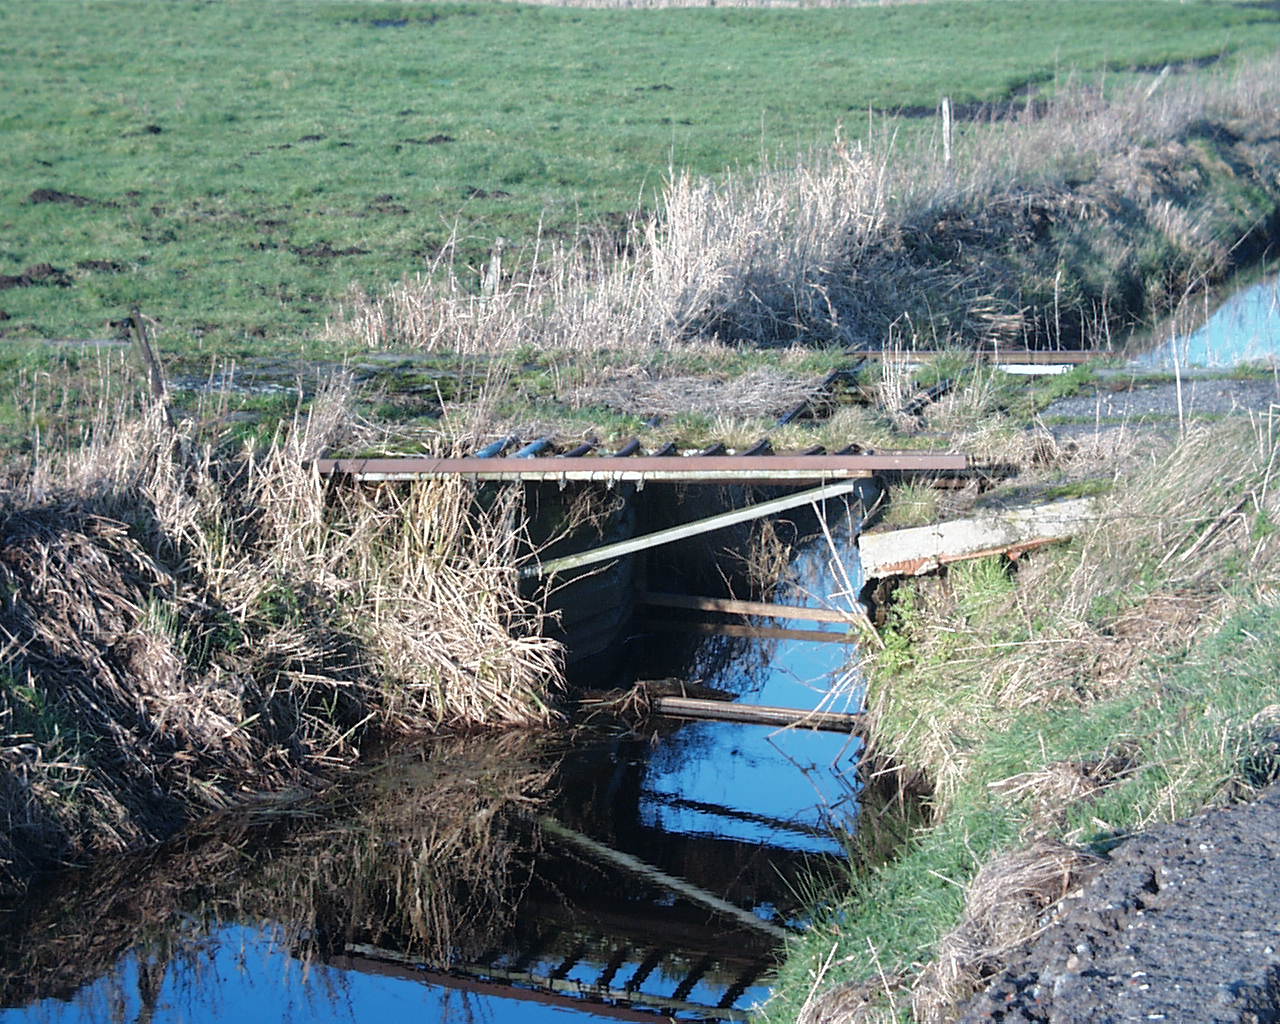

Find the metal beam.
[
  {"left": 639, "top": 619, "right": 858, "bottom": 645},
  {"left": 521, "top": 479, "right": 858, "bottom": 579},
  {"left": 539, "top": 818, "right": 791, "bottom": 941},
  {"left": 638, "top": 591, "right": 863, "bottom": 625},
  {"left": 653, "top": 696, "right": 864, "bottom": 732},
  {"left": 855, "top": 348, "right": 1099, "bottom": 364},
  {"left": 313, "top": 452, "right": 968, "bottom": 484}
]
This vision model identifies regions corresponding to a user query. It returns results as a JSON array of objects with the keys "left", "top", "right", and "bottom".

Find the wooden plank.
[
  {"left": 653, "top": 695, "right": 863, "bottom": 732},
  {"left": 638, "top": 619, "right": 858, "bottom": 644},
  {"left": 521, "top": 479, "right": 859, "bottom": 578},
  {"left": 638, "top": 591, "right": 862, "bottom": 625},
  {"left": 860, "top": 497, "right": 1099, "bottom": 579},
  {"left": 314, "top": 452, "right": 969, "bottom": 483}
]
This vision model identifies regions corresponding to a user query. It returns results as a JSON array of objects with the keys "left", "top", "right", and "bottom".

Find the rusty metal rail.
[
  {"left": 315, "top": 452, "right": 968, "bottom": 484},
  {"left": 856, "top": 348, "right": 1100, "bottom": 364}
]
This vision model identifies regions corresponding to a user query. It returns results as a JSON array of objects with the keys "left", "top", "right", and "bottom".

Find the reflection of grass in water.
[
  {"left": 0, "top": 377, "right": 562, "bottom": 895},
  {"left": 0, "top": 731, "right": 559, "bottom": 1012}
]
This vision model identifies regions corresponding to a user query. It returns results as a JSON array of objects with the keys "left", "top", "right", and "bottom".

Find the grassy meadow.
[
  {"left": 4, "top": 4, "right": 1280, "bottom": 1010},
  {"left": 3, "top": 0, "right": 1279, "bottom": 354}
]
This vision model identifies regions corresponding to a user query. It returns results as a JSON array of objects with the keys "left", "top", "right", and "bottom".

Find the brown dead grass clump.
[
  {"left": 328, "top": 57, "right": 1280, "bottom": 363},
  {"left": 0, "top": 384, "right": 562, "bottom": 896},
  {"left": 909, "top": 840, "right": 1105, "bottom": 1024},
  {"left": 988, "top": 746, "right": 1138, "bottom": 833}
]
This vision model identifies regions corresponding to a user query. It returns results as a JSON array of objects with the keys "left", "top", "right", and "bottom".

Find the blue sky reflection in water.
[
  {"left": 0, "top": 508, "right": 867, "bottom": 1024},
  {"left": 639, "top": 513, "right": 866, "bottom": 856},
  {"left": 0, "top": 923, "right": 709, "bottom": 1024},
  {"left": 1141, "top": 273, "right": 1280, "bottom": 368}
]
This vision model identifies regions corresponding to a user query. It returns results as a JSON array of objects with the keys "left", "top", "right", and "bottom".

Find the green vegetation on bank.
[
  {"left": 3, "top": 0, "right": 1279, "bottom": 352},
  {"left": 766, "top": 420, "right": 1280, "bottom": 1021}
]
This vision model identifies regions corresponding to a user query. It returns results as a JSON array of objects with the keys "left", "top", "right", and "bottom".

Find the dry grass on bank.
[
  {"left": 908, "top": 840, "right": 1105, "bottom": 1023},
  {"left": 327, "top": 54, "right": 1280, "bottom": 365},
  {"left": 0, "top": 382, "right": 561, "bottom": 894},
  {"left": 871, "top": 415, "right": 1280, "bottom": 807},
  {"left": 772, "top": 417, "right": 1280, "bottom": 1024}
]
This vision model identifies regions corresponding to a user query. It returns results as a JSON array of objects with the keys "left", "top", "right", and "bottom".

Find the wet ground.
[{"left": 960, "top": 785, "right": 1280, "bottom": 1023}]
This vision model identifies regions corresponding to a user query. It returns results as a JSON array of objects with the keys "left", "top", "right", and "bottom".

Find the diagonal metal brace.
[{"left": 520, "top": 478, "right": 858, "bottom": 579}]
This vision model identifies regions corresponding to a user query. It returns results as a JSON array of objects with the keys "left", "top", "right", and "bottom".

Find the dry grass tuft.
[
  {"left": 909, "top": 839, "right": 1104, "bottom": 1024},
  {"left": 0, "top": 381, "right": 562, "bottom": 895},
  {"left": 989, "top": 746, "right": 1138, "bottom": 832},
  {"left": 570, "top": 365, "right": 819, "bottom": 420},
  {"left": 872, "top": 416, "right": 1280, "bottom": 808}
]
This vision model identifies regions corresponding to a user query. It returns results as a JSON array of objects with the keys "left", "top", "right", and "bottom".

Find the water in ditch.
[
  {"left": 1136, "top": 271, "right": 1280, "bottom": 368},
  {"left": 0, "top": 503, "right": 878, "bottom": 1024}
]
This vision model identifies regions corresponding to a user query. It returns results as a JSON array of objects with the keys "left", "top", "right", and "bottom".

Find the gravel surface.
[
  {"left": 959, "top": 786, "right": 1280, "bottom": 1023},
  {"left": 1043, "top": 376, "right": 1280, "bottom": 442}
]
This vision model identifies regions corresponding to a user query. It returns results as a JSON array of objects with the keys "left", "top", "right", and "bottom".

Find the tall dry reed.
[
  {"left": 327, "top": 54, "right": 1280, "bottom": 360},
  {"left": 1, "top": 380, "right": 561, "bottom": 895}
]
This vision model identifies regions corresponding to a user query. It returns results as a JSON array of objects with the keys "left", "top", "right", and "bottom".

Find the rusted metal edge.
[
  {"left": 860, "top": 497, "right": 1099, "bottom": 580},
  {"left": 863, "top": 536, "right": 1065, "bottom": 579},
  {"left": 313, "top": 452, "right": 969, "bottom": 482}
]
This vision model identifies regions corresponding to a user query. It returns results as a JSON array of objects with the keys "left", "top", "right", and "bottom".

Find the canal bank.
[
  {"left": 4, "top": 64, "right": 1280, "bottom": 1024},
  {"left": 769, "top": 273, "right": 1280, "bottom": 1023}
]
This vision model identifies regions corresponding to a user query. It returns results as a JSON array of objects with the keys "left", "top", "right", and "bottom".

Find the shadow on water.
[{"left": 0, "top": 498, "right": 923, "bottom": 1023}]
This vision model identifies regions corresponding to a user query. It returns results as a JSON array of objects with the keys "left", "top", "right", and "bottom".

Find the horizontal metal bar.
[
  {"left": 856, "top": 348, "right": 1099, "bottom": 364},
  {"left": 638, "top": 619, "right": 858, "bottom": 644},
  {"left": 314, "top": 452, "right": 968, "bottom": 483},
  {"left": 653, "top": 696, "right": 863, "bottom": 732},
  {"left": 638, "top": 591, "right": 862, "bottom": 624},
  {"left": 522, "top": 479, "right": 858, "bottom": 578}
]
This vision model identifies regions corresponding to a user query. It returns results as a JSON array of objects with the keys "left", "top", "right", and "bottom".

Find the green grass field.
[{"left": 3, "top": 0, "right": 1279, "bottom": 355}]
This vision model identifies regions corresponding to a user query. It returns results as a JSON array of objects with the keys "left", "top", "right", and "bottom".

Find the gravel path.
[
  {"left": 1044, "top": 375, "right": 1280, "bottom": 441},
  {"left": 959, "top": 786, "right": 1280, "bottom": 1023}
]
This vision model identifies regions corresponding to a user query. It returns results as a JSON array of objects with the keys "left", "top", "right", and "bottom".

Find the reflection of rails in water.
[
  {"left": 317, "top": 815, "right": 786, "bottom": 1021},
  {"left": 333, "top": 939, "right": 767, "bottom": 1022}
]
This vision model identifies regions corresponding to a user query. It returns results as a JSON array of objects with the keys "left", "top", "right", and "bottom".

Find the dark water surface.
[{"left": 0, "top": 507, "right": 871, "bottom": 1024}]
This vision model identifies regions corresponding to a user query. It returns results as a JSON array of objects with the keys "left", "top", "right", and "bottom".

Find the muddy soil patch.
[
  {"left": 0, "top": 264, "right": 73, "bottom": 290},
  {"left": 26, "top": 189, "right": 113, "bottom": 208}
]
